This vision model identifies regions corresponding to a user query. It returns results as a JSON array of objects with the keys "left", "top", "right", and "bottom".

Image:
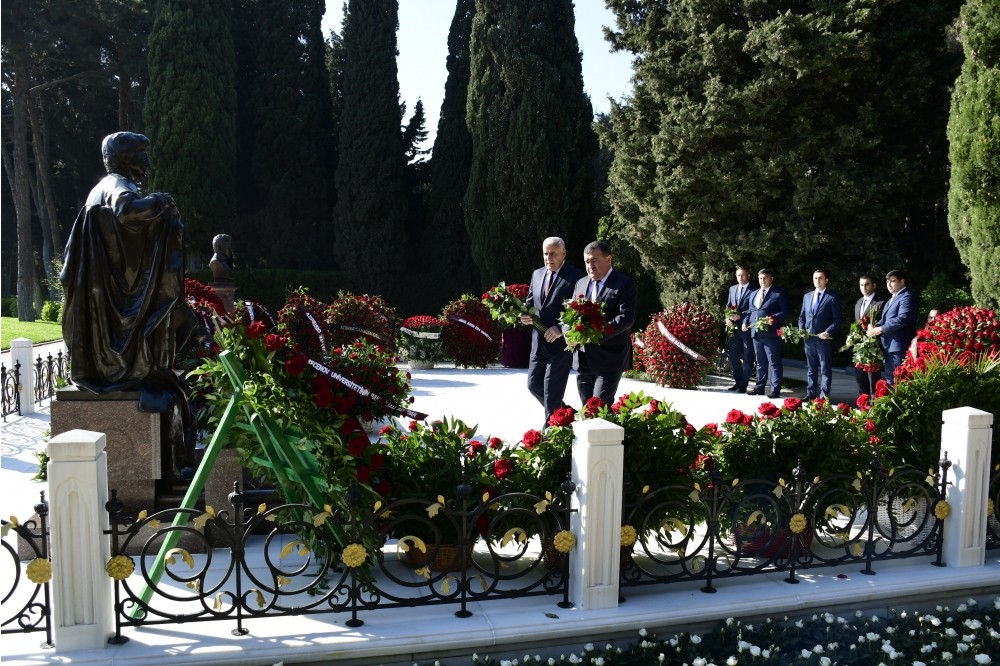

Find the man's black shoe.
[
  {"left": 767, "top": 392, "right": 781, "bottom": 399},
  {"left": 726, "top": 384, "right": 741, "bottom": 392},
  {"left": 746, "top": 388, "right": 764, "bottom": 395}
]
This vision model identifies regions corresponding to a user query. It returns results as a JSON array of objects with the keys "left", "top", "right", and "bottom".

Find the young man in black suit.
[{"left": 571, "top": 241, "right": 638, "bottom": 405}]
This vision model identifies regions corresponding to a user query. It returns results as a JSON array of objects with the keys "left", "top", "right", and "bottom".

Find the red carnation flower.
[
  {"left": 684, "top": 423, "right": 697, "bottom": 437},
  {"left": 378, "top": 425, "right": 392, "bottom": 436},
  {"left": 409, "top": 420, "right": 420, "bottom": 432},
  {"left": 583, "top": 396, "right": 605, "bottom": 418},
  {"left": 522, "top": 429, "right": 543, "bottom": 450},
  {"left": 864, "top": 419, "right": 877, "bottom": 432},
  {"left": 493, "top": 458, "right": 513, "bottom": 480},
  {"left": 285, "top": 354, "right": 308, "bottom": 376},
  {"left": 248, "top": 321, "right": 267, "bottom": 339},
  {"left": 347, "top": 436, "right": 368, "bottom": 457},
  {"left": 355, "top": 466, "right": 371, "bottom": 484},
  {"left": 548, "top": 406, "right": 576, "bottom": 427},
  {"left": 488, "top": 436, "right": 503, "bottom": 449},
  {"left": 466, "top": 441, "right": 485, "bottom": 457},
  {"left": 314, "top": 389, "right": 334, "bottom": 409},
  {"left": 874, "top": 379, "right": 890, "bottom": 398},
  {"left": 264, "top": 333, "right": 286, "bottom": 352},
  {"left": 856, "top": 394, "right": 871, "bottom": 411}
]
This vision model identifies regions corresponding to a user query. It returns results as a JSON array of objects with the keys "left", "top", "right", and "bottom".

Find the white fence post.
[
  {"left": 46, "top": 429, "right": 113, "bottom": 651},
  {"left": 570, "top": 417, "right": 624, "bottom": 610},
  {"left": 10, "top": 338, "right": 35, "bottom": 415},
  {"left": 940, "top": 407, "right": 993, "bottom": 568}
]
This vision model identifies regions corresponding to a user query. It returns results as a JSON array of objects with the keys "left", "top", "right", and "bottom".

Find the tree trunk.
[
  {"left": 5, "top": 44, "right": 37, "bottom": 322},
  {"left": 27, "top": 93, "right": 62, "bottom": 299}
]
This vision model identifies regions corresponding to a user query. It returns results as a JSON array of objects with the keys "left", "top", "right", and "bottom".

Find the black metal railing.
[
  {"left": 32, "top": 351, "right": 71, "bottom": 404},
  {"left": 619, "top": 457, "right": 950, "bottom": 595},
  {"left": 106, "top": 479, "right": 576, "bottom": 639},
  {"left": 1, "top": 362, "right": 21, "bottom": 421},
  {"left": 1, "top": 492, "right": 53, "bottom": 648}
]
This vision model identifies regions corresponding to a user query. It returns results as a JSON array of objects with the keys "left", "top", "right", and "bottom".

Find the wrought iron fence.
[
  {"left": 106, "top": 480, "right": 576, "bottom": 639},
  {"left": 32, "top": 351, "right": 71, "bottom": 404},
  {"left": 1, "top": 492, "right": 52, "bottom": 648},
  {"left": 619, "top": 457, "right": 950, "bottom": 595},
  {"left": 1, "top": 362, "right": 20, "bottom": 421}
]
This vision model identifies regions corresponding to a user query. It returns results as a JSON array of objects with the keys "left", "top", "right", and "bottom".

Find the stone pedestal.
[
  {"left": 51, "top": 387, "right": 161, "bottom": 517},
  {"left": 210, "top": 281, "right": 237, "bottom": 315}
]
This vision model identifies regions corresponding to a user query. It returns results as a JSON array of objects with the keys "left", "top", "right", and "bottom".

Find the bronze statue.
[
  {"left": 60, "top": 132, "right": 200, "bottom": 478},
  {"left": 209, "top": 233, "right": 234, "bottom": 282}
]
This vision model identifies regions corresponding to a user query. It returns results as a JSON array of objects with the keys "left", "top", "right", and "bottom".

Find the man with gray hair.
[{"left": 520, "top": 237, "right": 584, "bottom": 426}]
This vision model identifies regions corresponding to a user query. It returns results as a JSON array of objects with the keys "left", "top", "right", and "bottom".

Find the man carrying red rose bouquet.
[{"left": 570, "top": 241, "right": 638, "bottom": 404}]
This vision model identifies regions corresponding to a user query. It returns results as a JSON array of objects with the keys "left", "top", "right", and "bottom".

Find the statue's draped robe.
[{"left": 61, "top": 174, "right": 199, "bottom": 472}]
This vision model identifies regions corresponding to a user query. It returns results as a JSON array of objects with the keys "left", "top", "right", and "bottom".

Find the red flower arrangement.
[
  {"left": 482, "top": 282, "right": 546, "bottom": 332},
  {"left": 440, "top": 295, "right": 502, "bottom": 368},
  {"left": 400, "top": 315, "right": 446, "bottom": 363},
  {"left": 185, "top": 278, "right": 227, "bottom": 317},
  {"left": 637, "top": 304, "right": 719, "bottom": 389},
  {"left": 324, "top": 291, "right": 401, "bottom": 353},
  {"left": 898, "top": 306, "right": 1000, "bottom": 380},
  {"left": 278, "top": 289, "right": 332, "bottom": 359},
  {"left": 560, "top": 295, "right": 613, "bottom": 350},
  {"left": 323, "top": 339, "right": 413, "bottom": 422}
]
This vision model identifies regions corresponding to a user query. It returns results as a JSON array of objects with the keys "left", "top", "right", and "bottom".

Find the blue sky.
[{"left": 322, "top": 1, "right": 634, "bottom": 148}]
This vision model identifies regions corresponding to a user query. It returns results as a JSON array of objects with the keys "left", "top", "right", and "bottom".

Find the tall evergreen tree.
[
  {"left": 333, "top": 0, "right": 409, "bottom": 300},
  {"left": 238, "top": 0, "right": 332, "bottom": 268},
  {"left": 948, "top": 0, "right": 1000, "bottom": 308},
  {"left": 604, "top": 0, "right": 962, "bottom": 307},
  {"left": 144, "top": 0, "right": 237, "bottom": 267},
  {"left": 465, "top": 0, "right": 598, "bottom": 288},
  {"left": 420, "top": 0, "right": 479, "bottom": 309}
]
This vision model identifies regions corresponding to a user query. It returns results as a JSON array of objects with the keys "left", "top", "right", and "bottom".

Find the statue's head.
[
  {"left": 102, "top": 132, "right": 152, "bottom": 180},
  {"left": 212, "top": 234, "right": 232, "bottom": 255}
]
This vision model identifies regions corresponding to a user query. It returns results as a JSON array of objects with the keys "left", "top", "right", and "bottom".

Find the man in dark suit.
[
  {"left": 742, "top": 268, "right": 790, "bottom": 398},
  {"left": 572, "top": 241, "right": 638, "bottom": 405},
  {"left": 866, "top": 269, "right": 919, "bottom": 385},
  {"left": 854, "top": 274, "right": 884, "bottom": 396},
  {"left": 725, "top": 265, "right": 755, "bottom": 392},
  {"left": 798, "top": 269, "right": 843, "bottom": 400},
  {"left": 520, "top": 237, "right": 585, "bottom": 425}
]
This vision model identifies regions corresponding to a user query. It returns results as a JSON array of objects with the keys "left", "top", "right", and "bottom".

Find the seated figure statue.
[{"left": 60, "top": 132, "right": 201, "bottom": 478}]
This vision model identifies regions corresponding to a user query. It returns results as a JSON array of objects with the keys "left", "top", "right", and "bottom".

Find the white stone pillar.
[
  {"left": 10, "top": 337, "right": 35, "bottom": 415},
  {"left": 940, "top": 407, "right": 993, "bottom": 568},
  {"left": 569, "top": 417, "right": 624, "bottom": 610},
  {"left": 46, "top": 429, "right": 113, "bottom": 652}
]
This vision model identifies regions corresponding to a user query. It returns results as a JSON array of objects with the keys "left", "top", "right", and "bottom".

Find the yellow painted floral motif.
[
  {"left": 988, "top": 498, "right": 995, "bottom": 517},
  {"left": 934, "top": 500, "right": 951, "bottom": 521},
  {"left": 620, "top": 525, "right": 638, "bottom": 548},
  {"left": 341, "top": 543, "right": 367, "bottom": 568},
  {"left": 788, "top": 512, "right": 808, "bottom": 534},
  {"left": 553, "top": 529, "right": 576, "bottom": 553},
  {"left": 106, "top": 554, "right": 135, "bottom": 581},
  {"left": 25, "top": 558, "right": 52, "bottom": 584}
]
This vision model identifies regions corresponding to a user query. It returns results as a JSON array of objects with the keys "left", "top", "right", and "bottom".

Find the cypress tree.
[
  {"left": 419, "top": 0, "right": 479, "bottom": 310},
  {"left": 465, "top": 0, "right": 598, "bottom": 288},
  {"left": 604, "top": 0, "right": 962, "bottom": 307},
  {"left": 948, "top": 0, "right": 1000, "bottom": 308},
  {"left": 241, "top": 0, "right": 333, "bottom": 268},
  {"left": 144, "top": 0, "right": 237, "bottom": 267},
  {"left": 333, "top": 0, "right": 409, "bottom": 300}
]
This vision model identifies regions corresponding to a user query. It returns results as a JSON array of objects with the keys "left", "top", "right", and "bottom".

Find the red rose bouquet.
[
  {"left": 840, "top": 306, "right": 883, "bottom": 373},
  {"left": 752, "top": 315, "right": 776, "bottom": 333},
  {"left": 722, "top": 304, "right": 740, "bottom": 338},
  {"left": 898, "top": 306, "right": 1000, "bottom": 380},
  {"left": 777, "top": 325, "right": 811, "bottom": 345},
  {"left": 323, "top": 291, "right": 401, "bottom": 353},
  {"left": 560, "top": 295, "right": 612, "bottom": 350},
  {"left": 638, "top": 304, "right": 719, "bottom": 389},
  {"left": 440, "top": 295, "right": 502, "bottom": 368},
  {"left": 482, "top": 282, "right": 546, "bottom": 332}
]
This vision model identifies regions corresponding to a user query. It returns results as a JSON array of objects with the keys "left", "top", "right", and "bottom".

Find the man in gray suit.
[{"left": 520, "top": 237, "right": 584, "bottom": 425}]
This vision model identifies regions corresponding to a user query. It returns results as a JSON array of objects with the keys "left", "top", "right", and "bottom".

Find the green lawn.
[{"left": 1, "top": 317, "right": 63, "bottom": 350}]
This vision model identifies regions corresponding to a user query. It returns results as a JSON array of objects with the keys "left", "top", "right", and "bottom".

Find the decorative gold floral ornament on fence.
[
  {"left": 620, "top": 525, "right": 638, "bottom": 548},
  {"left": 788, "top": 512, "right": 808, "bottom": 535},
  {"left": 106, "top": 554, "right": 135, "bottom": 581},
  {"left": 934, "top": 500, "right": 951, "bottom": 521},
  {"left": 553, "top": 529, "right": 577, "bottom": 553},
  {"left": 988, "top": 498, "right": 995, "bottom": 517},
  {"left": 341, "top": 543, "right": 367, "bottom": 568},
  {"left": 26, "top": 558, "right": 52, "bottom": 584}
]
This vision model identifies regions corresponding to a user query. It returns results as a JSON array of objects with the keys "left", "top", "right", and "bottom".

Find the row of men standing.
[
  {"left": 726, "top": 267, "right": 920, "bottom": 400},
  {"left": 520, "top": 238, "right": 638, "bottom": 427}
]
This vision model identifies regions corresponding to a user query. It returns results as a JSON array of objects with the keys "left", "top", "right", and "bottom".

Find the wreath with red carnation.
[
  {"left": 323, "top": 291, "right": 401, "bottom": 353},
  {"left": 400, "top": 315, "right": 446, "bottom": 362},
  {"left": 638, "top": 303, "right": 720, "bottom": 389},
  {"left": 898, "top": 306, "right": 1000, "bottom": 381},
  {"left": 277, "top": 289, "right": 331, "bottom": 359},
  {"left": 184, "top": 278, "right": 227, "bottom": 338},
  {"left": 440, "top": 295, "right": 501, "bottom": 368}
]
